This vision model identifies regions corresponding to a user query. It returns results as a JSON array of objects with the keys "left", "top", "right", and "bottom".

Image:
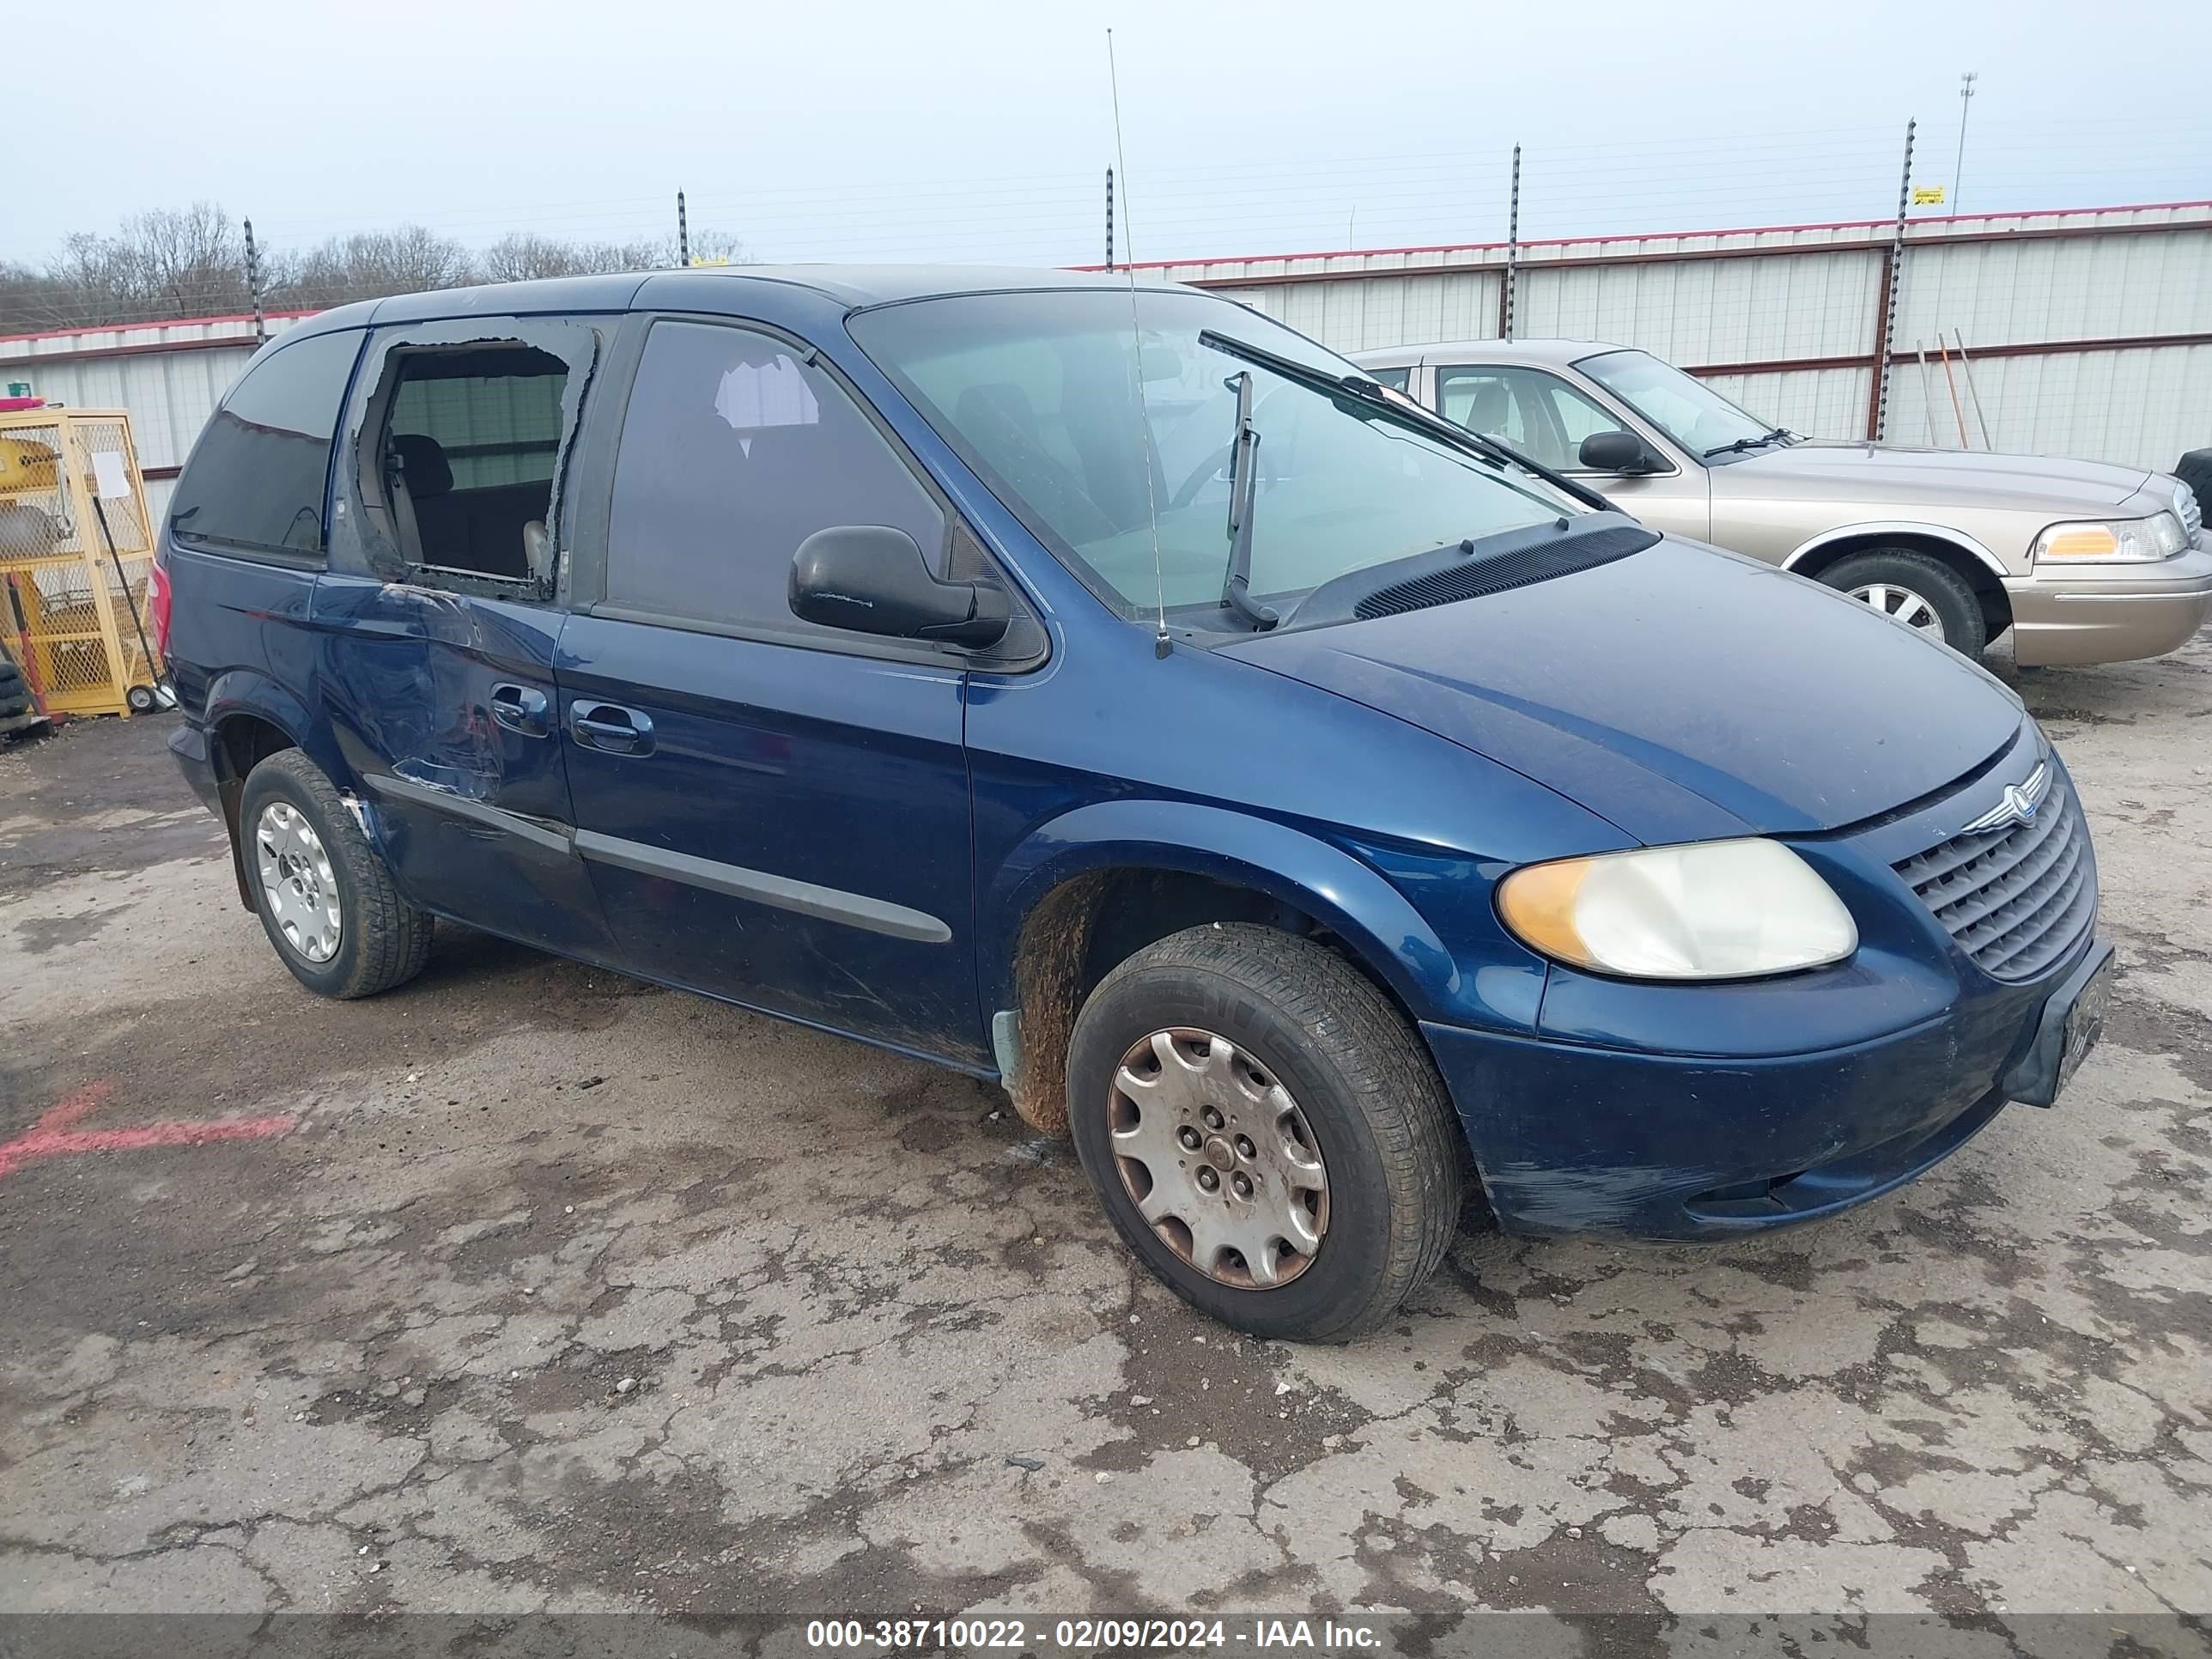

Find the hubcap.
[
  {"left": 1107, "top": 1029, "right": 1329, "bottom": 1290},
  {"left": 1850, "top": 581, "right": 1942, "bottom": 636},
  {"left": 254, "top": 802, "right": 342, "bottom": 963}
]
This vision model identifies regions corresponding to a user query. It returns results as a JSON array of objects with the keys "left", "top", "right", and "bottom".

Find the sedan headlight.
[
  {"left": 2033, "top": 513, "right": 2188, "bottom": 563},
  {"left": 1497, "top": 839, "right": 1857, "bottom": 981}
]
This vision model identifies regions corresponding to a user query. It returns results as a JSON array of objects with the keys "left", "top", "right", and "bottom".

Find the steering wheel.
[
  {"left": 1170, "top": 443, "right": 1233, "bottom": 511},
  {"left": 1170, "top": 440, "right": 1279, "bottom": 513}
]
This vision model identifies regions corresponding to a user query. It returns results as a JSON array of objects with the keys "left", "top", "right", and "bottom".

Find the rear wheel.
[
  {"left": 1820, "top": 549, "right": 1987, "bottom": 656},
  {"left": 1066, "top": 923, "right": 1464, "bottom": 1343},
  {"left": 239, "top": 749, "right": 432, "bottom": 1000}
]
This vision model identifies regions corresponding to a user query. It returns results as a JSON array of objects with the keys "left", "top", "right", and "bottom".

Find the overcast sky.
[{"left": 12, "top": 0, "right": 2209, "bottom": 270}]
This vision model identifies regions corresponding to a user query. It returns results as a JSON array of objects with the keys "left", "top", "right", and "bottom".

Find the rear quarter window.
[{"left": 168, "top": 330, "right": 363, "bottom": 559}]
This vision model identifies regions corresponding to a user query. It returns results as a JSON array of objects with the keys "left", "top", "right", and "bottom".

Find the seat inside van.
[{"left": 380, "top": 345, "right": 567, "bottom": 582}]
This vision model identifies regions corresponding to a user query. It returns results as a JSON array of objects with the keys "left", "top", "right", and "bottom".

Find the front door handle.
[
  {"left": 572, "top": 702, "right": 654, "bottom": 756},
  {"left": 489, "top": 683, "right": 550, "bottom": 738}
]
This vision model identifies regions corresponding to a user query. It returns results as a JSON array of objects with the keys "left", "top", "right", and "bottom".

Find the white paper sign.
[
  {"left": 91, "top": 449, "right": 132, "bottom": 500},
  {"left": 714, "top": 356, "right": 819, "bottom": 433}
]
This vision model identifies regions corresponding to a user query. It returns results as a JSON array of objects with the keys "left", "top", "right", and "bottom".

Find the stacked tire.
[{"left": 0, "top": 650, "right": 41, "bottom": 736}]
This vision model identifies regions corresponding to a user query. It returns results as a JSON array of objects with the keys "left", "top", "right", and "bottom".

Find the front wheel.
[
  {"left": 1066, "top": 924, "right": 1465, "bottom": 1343},
  {"left": 1820, "top": 548, "right": 1987, "bottom": 656}
]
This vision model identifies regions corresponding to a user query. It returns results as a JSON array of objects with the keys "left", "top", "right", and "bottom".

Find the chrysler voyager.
[{"left": 157, "top": 269, "right": 2112, "bottom": 1340}]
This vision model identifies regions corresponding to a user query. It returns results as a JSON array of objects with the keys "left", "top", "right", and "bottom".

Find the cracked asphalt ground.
[{"left": 1, "top": 637, "right": 2209, "bottom": 1637}]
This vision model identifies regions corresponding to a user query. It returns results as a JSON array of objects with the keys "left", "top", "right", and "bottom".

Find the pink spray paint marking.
[{"left": 0, "top": 1079, "right": 297, "bottom": 1182}]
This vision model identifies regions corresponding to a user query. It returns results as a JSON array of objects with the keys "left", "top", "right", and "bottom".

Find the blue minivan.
[{"left": 155, "top": 267, "right": 2112, "bottom": 1341}]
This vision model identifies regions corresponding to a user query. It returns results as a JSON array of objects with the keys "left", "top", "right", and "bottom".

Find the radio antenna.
[{"left": 1107, "top": 27, "right": 1171, "bottom": 659}]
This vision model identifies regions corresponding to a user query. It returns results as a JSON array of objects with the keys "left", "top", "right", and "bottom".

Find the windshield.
[
  {"left": 849, "top": 289, "right": 1583, "bottom": 623},
  {"left": 1577, "top": 349, "right": 1781, "bottom": 459}
]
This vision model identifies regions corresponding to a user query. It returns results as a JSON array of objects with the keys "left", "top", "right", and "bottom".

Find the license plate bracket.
[{"left": 2000, "top": 939, "right": 2115, "bottom": 1109}]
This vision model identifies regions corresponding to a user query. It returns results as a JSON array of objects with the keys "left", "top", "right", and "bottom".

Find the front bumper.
[
  {"left": 2004, "top": 544, "right": 2212, "bottom": 666},
  {"left": 1423, "top": 933, "right": 2088, "bottom": 1239}
]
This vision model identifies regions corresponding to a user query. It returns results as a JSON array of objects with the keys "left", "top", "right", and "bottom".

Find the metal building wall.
[
  {"left": 0, "top": 316, "right": 301, "bottom": 526},
  {"left": 4, "top": 203, "right": 2209, "bottom": 516},
  {"left": 1144, "top": 201, "right": 2212, "bottom": 471}
]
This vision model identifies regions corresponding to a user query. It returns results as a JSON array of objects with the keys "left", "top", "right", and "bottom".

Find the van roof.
[{"left": 285, "top": 264, "right": 1194, "bottom": 340}]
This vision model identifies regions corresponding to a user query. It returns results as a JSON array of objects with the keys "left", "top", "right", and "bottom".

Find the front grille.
[
  {"left": 2178, "top": 482, "right": 2203, "bottom": 545},
  {"left": 1893, "top": 762, "right": 2096, "bottom": 982}
]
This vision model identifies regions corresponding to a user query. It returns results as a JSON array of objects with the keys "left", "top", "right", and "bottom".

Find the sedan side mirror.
[
  {"left": 1579, "top": 429, "right": 1661, "bottom": 474},
  {"left": 789, "top": 525, "right": 1011, "bottom": 650}
]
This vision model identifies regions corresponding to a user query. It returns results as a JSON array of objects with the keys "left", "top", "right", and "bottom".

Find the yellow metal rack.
[{"left": 0, "top": 407, "right": 164, "bottom": 719}]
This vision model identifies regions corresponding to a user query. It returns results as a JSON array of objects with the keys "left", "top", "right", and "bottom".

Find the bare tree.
[
  {"left": 131, "top": 204, "right": 251, "bottom": 318},
  {"left": 0, "top": 201, "right": 249, "bottom": 331},
  {"left": 278, "top": 226, "right": 477, "bottom": 308},
  {"left": 673, "top": 228, "right": 750, "bottom": 267},
  {"left": 480, "top": 232, "right": 674, "bottom": 283},
  {"left": 0, "top": 206, "right": 752, "bottom": 337}
]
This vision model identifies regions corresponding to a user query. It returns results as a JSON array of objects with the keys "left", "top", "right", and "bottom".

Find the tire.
[
  {"left": 238, "top": 749, "right": 433, "bottom": 1000},
  {"left": 125, "top": 684, "right": 157, "bottom": 714},
  {"left": 1820, "top": 548, "right": 1987, "bottom": 657},
  {"left": 1066, "top": 923, "right": 1464, "bottom": 1344},
  {"left": 2174, "top": 450, "right": 2212, "bottom": 520}
]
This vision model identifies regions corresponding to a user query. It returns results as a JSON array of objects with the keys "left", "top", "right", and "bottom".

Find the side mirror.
[
  {"left": 1579, "top": 429, "right": 1659, "bottom": 474},
  {"left": 789, "top": 525, "right": 1010, "bottom": 650}
]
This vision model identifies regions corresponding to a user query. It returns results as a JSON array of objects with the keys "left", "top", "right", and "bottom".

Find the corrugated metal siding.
[
  {"left": 1517, "top": 251, "right": 1883, "bottom": 365},
  {"left": 1702, "top": 367, "right": 1875, "bottom": 442},
  {"left": 1167, "top": 202, "right": 2212, "bottom": 471},
  {"left": 1881, "top": 343, "right": 2212, "bottom": 471},
  {"left": 6, "top": 204, "right": 2209, "bottom": 507},
  {"left": 13, "top": 347, "right": 255, "bottom": 474},
  {"left": 1892, "top": 228, "right": 2212, "bottom": 349},
  {"left": 0, "top": 315, "right": 307, "bottom": 477},
  {"left": 1243, "top": 270, "right": 1502, "bottom": 352}
]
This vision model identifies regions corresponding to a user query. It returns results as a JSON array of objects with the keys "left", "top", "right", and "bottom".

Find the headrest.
[
  {"left": 388, "top": 433, "right": 453, "bottom": 498},
  {"left": 1466, "top": 380, "right": 1510, "bottom": 427}
]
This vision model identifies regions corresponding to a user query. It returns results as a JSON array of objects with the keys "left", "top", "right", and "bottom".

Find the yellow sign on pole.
[{"left": 1912, "top": 185, "right": 1947, "bottom": 206}]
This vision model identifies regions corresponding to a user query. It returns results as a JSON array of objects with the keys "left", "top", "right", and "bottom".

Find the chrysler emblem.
[{"left": 1960, "top": 762, "right": 2052, "bottom": 836}]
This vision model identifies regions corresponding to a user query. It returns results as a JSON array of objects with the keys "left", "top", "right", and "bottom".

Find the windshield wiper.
[
  {"left": 1218, "top": 370, "right": 1278, "bottom": 630},
  {"left": 1703, "top": 426, "right": 1793, "bottom": 459},
  {"left": 1196, "top": 330, "right": 1616, "bottom": 514}
]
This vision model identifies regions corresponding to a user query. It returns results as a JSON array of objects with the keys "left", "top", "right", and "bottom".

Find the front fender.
[
  {"left": 984, "top": 798, "right": 1487, "bottom": 1030},
  {"left": 1782, "top": 520, "right": 2013, "bottom": 580}
]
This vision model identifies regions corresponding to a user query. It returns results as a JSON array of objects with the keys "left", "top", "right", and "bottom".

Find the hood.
[
  {"left": 1732, "top": 441, "right": 2151, "bottom": 514},
  {"left": 1222, "top": 538, "right": 2025, "bottom": 844}
]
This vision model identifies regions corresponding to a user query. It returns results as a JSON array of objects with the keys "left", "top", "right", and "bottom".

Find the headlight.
[
  {"left": 2033, "top": 513, "right": 2187, "bottom": 563},
  {"left": 1497, "top": 839, "right": 1857, "bottom": 980}
]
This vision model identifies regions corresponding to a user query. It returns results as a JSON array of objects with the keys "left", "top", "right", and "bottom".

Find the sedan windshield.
[
  {"left": 849, "top": 289, "right": 1583, "bottom": 623},
  {"left": 1577, "top": 349, "right": 1785, "bottom": 459}
]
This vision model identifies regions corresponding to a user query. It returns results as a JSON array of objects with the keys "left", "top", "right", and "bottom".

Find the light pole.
[{"left": 1953, "top": 71, "right": 1978, "bottom": 218}]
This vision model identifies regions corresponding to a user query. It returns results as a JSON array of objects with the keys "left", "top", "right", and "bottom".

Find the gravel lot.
[{"left": 2, "top": 637, "right": 2209, "bottom": 1636}]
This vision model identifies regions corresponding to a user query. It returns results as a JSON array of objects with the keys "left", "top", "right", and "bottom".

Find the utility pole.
[
  {"left": 242, "top": 218, "right": 264, "bottom": 343},
  {"left": 676, "top": 191, "right": 690, "bottom": 268},
  {"left": 1872, "top": 118, "right": 1916, "bottom": 443},
  {"left": 1952, "top": 71, "right": 1977, "bottom": 218},
  {"left": 1503, "top": 144, "right": 1522, "bottom": 342}
]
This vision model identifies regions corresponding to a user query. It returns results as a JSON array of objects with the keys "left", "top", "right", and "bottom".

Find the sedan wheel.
[
  {"left": 1848, "top": 580, "right": 1942, "bottom": 636},
  {"left": 1819, "top": 548, "right": 1988, "bottom": 657}
]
